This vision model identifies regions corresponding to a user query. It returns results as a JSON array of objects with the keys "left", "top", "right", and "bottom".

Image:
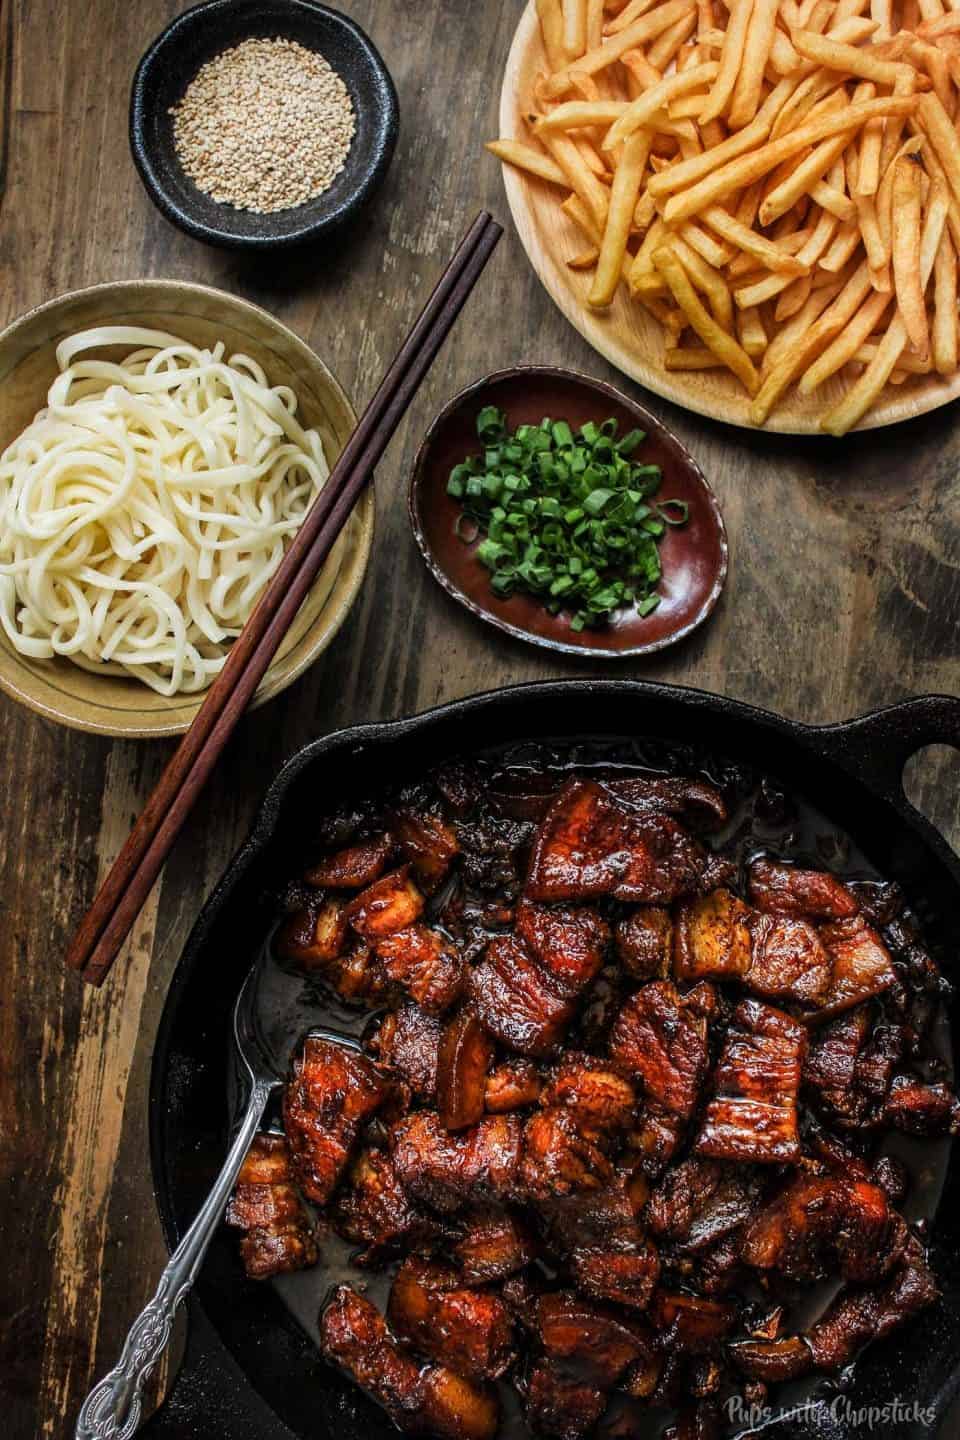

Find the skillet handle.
[{"left": 810, "top": 694, "right": 960, "bottom": 800}]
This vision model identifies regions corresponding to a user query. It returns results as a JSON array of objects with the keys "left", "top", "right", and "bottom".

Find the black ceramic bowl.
[{"left": 130, "top": 0, "right": 399, "bottom": 250}]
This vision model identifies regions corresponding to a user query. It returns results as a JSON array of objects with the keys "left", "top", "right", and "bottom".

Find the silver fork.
[{"left": 74, "top": 962, "right": 279, "bottom": 1440}]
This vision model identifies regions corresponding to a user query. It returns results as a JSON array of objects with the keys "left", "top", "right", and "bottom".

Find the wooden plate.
[
  {"left": 498, "top": 2, "right": 960, "bottom": 435},
  {"left": 409, "top": 366, "right": 727, "bottom": 658}
]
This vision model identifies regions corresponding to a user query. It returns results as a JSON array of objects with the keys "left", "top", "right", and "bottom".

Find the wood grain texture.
[
  {"left": 499, "top": 1, "right": 960, "bottom": 434},
  {"left": 0, "top": 0, "right": 959, "bottom": 1436}
]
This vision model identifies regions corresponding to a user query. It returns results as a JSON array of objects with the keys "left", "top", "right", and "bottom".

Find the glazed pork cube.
[
  {"left": 453, "top": 1209, "right": 536, "bottom": 1284},
  {"left": 803, "top": 1006, "right": 874, "bottom": 1125},
  {"left": 740, "top": 1173, "right": 905, "bottom": 1283},
  {"left": 321, "top": 1286, "right": 498, "bottom": 1440},
  {"left": 569, "top": 1233, "right": 661, "bottom": 1312},
  {"left": 391, "top": 1111, "right": 523, "bottom": 1213},
  {"left": 525, "top": 1362, "right": 606, "bottom": 1440},
  {"left": 525, "top": 780, "right": 706, "bottom": 904},
  {"left": 515, "top": 899, "right": 610, "bottom": 997},
  {"left": 346, "top": 865, "right": 425, "bottom": 940},
  {"left": 484, "top": 1058, "right": 542, "bottom": 1113},
  {"left": 601, "top": 775, "right": 728, "bottom": 828},
  {"left": 747, "top": 858, "right": 859, "bottom": 919},
  {"left": 648, "top": 1291, "right": 737, "bottom": 1352},
  {"left": 225, "top": 1133, "right": 318, "bottom": 1280},
  {"left": 371, "top": 1003, "right": 441, "bottom": 1102},
  {"left": 437, "top": 1009, "right": 494, "bottom": 1131},
  {"left": 470, "top": 935, "right": 574, "bottom": 1057},
  {"left": 695, "top": 999, "right": 806, "bottom": 1163},
  {"left": 330, "top": 1147, "right": 437, "bottom": 1262},
  {"left": 540, "top": 1052, "right": 637, "bottom": 1136},
  {"left": 609, "top": 982, "right": 710, "bottom": 1130},
  {"left": 283, "top": 1037, "right": 389, "bottom": 1205},
  {"left": 394, "top": 808, "right": 460, "bottom": 891},
  {"left": 884, "top": 1074, "right": 960, "bottom": 1136},
  {"left": 818, "top": 915, "right": 898, "bottom": 1014},
  {"left": 374, "top": 924, "right": 464, "bottom": 1014},
  {"left": 805, "top": 1238, "right": 939, "bottom": 1372},
  {"left": 388, "top": 1258, "right": 514, "bottom": 1381},
  {"left": 645, "top": 1157, "right": 761, "bottom": 1254},
  {"left": 728, "top": 1335, "right": 814, "bottom": 1383},
  {"left": 673, "top": 888, "right": 752, "bottom": 983},
  {"left": 275, "top": 897, "right": 349, "bottom": 971},
  {"left": 518, "top": 1107, "right": 614, "bottom": 1200},
  {"left": 745, "top": 915, "right": 833, "bottom": 1007},
  {"left": 615, "top": 906, "right": 673, "bottom": 980},
  {"left": 536, "top": 1292, "right": 656, "bottom": 1388},
  {"left": 305, "top": 832, "right": 393, "bottom": 889}
]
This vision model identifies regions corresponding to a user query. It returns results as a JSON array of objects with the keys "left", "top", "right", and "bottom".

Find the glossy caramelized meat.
[
  {"left": 225, "top": 1133, "right": 318, "bottom": 1279},
  {"left": 322, "top": 1285, "right": 499, "bottom": 1440},
  {"left": 283, "top": 1037, "right": 388, "bottom": 1205},
  {"left": 229, "top": 763, "right": 953, "bottom": 1439}
]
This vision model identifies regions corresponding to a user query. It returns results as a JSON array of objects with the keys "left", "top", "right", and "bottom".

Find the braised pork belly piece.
[
  {"left": 225, "top": 1133, "right": 318, "bottom": 1279},
  {"left": 526, "top": 780, "right": 707, "bottom": 904},
  {"left": 453, "top": 1210, "right": 537, "bottom": 1284},
  {"left": 389, "top": 1258, "right": 515, "bottom": 1381},
  {"left": 240, "top": 757, "right": 954, "bottom": 1439},
  {"left": 321, "top": 1285, "right": 499, "bottom": 1440},
  {"left": 330, "top": 1146, "right": 439, "bottom": 1262},
  {"left": 283, "top": 1038, "right": 389, "bottom": 1205},
  {"left": 695, "top": 1000, "right": 806, "bottom": 1163},
  {"left": 391, "top": 1111, "right": 523, "bottom": 1213},
  {"left": 747, "top": 858, "right": 860, "bottom": 919}
]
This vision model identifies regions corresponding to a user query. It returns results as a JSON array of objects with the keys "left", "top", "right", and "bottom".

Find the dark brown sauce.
[{"left": 227, "top": 736, "right": 954, "bottom": 1439}]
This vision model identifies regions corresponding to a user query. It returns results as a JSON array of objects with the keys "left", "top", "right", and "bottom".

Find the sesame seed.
[{"left": 169, "top": 36, "right": 356, "bottom": 214}]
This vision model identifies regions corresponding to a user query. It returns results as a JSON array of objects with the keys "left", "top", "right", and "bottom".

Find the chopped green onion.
[{"left": 445, "top": 405, "right": 689, "bottom": 632}]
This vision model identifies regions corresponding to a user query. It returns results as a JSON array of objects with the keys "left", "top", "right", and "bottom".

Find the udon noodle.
[{"left": 0, "top": 327, "right": 329, "bottom": 695}]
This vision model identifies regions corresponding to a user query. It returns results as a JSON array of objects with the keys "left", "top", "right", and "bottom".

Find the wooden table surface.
[{"left": 3, "top": 0, "right": 960, "bottom": 1434}]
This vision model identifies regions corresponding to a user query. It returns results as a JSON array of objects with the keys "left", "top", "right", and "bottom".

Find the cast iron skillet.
[{"left": 142, "top": 680, "right": 960, "bottom": 1440}]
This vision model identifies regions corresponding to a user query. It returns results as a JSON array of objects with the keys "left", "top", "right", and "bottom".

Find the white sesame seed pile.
[{"left": 170, "top": 36, "right": 356, "bottom": 214}]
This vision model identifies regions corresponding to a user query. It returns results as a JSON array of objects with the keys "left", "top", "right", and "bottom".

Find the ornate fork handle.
[{"left": 75, "top": 1074, "right": 275, "bottom": 1440}]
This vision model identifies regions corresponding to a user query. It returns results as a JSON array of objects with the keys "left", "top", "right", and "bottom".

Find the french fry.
[
  {"left": 537, "top": 0, "right": 567, "bottom": 69},
  {"left": 604, "top": 0, "right": 660, "bottom": 33},
  {"left": 729, "top": 0, "right": 781, "bottom": 128},
  {"left": 703, "top": 204, "right": 809, "bottom": 272},
  {"left": 647, "top": 75, "right": 798, "bottom": 195},
  {"left": 790, "top": 30, "right": 917, "bottom": 86},
  {"left": 544, "top": 0, "right": 698, "bottom": 96},
  {"left": 541, "top": 132, "right": 612, "bottom": 224},
  {"left": 737, "top": 304, "right": 769, "bottom": 353},
  {"left": 758, "top": 129, "right": 850, "bottom": 225},
  {"left": 647, "top": 9, "right": 699, "bottom": 65},
  {"left": 856, "top": 89, "right": 884, "bottom": 195},
  {"left": 587, "top": 0, "right": 606, "bottom": 46},
  {"left": 485, "top": 140, "right": 570, "bottom": 187},
  {"left": 891, "top": 154, "right": 929, "bottom": 360},
  {"left": 653, "top": 243, "right": 761, "bottom": 390},
  {"left": 870, "top": 0, "right": 893, "bottom": 35},
  {"left": 750, "top": 260, "right": 875, "bottom": 420},
  {"left": 763, "top": 276, "right": 846, "bottom": 368},
  {"left": 562, "top": 0, "right": 589, "bottom": 58},
  {"left": 671, "top": 233, "right": 736, "bottom": 326},
  {"left": 809, "top": 177, "right": 857, "bottom": 220},
  {"left": 536, "top": 100, "right": 631, "bottom": 131},
  {"left": 663, "top": 96, "right": 918, "bottom": 224},
  {"left": 933, "top": 229, "right": 959, "bottom": 373},
  {"left": 821, "top": 178, "right": 948, "bottom": 430},
  {"left": 590, "top": 129, "right": 651, "bottom": 305},
  {"left": 917, "top": 93, "right": 960, "bottom": 210},
  {"left": 568, "top": 248, "right": 601, "bottom": 267},
  {"left": 699, "top": 0, "right": 755, "bottom": 123},
  {"left": 609, "top": 64, "right": 721, "bottom": 150}
]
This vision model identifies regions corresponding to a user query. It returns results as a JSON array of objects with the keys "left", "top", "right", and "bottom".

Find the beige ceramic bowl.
[{"left": 0, "top": 280, "right": 374, "bottom": 738}]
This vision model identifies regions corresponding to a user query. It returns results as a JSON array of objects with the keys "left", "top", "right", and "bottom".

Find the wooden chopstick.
[{"left": 66, "top": 211, "right": 503, "bottom": 987}]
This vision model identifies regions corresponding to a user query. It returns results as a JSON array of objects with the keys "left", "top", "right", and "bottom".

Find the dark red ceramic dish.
[{"left": 408, "top": 367, "right": 727, "bottom": 658}]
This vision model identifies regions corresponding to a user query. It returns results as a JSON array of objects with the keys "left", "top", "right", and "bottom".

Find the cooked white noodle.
[{"left": 0, "top": 327, "right": 328, "bottom": 695}]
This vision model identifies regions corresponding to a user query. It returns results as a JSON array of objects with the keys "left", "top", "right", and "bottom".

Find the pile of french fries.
[{"left": 488, "top": 0, "right": 960, "bottom": 432}]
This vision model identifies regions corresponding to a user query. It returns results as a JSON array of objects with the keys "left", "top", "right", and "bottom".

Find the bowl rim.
[
  {"left": 407, "top": 363, "right": 728, "bottom": 660},
  {"left": 129, "top": 0, "right": 400, "bottom": 251},
  {"left": 0, "top": 277, "right": 375, "bottom": 739}
]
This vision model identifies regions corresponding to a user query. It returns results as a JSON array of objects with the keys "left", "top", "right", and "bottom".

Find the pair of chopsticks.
[{"left": 66, "top": 211, "right": 503, "bottom": 987}]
